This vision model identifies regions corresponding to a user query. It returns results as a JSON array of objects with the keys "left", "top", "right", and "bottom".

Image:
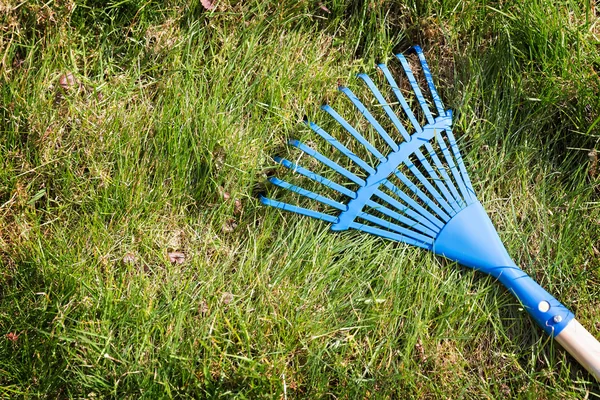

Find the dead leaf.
[
  {"left": 122, "top": 252, "right": 137, "bottom": 265},
  {"left": 6, "top": 332, "right": 19, "bottom": 342},
  {"left": 318, "top": 2, "right": 331, "bottom": 13},
  {"left": 222, "top": 219, "right": 237, "bottom": 233},
  {"left": 168, "top": 251, "right": 185, "bottom": 264},
  {"left": 234, "top": 199, "right": 242, "bottom": 215},
  {"left": 415, "top": 338, "right": 427, "bottom": 362},
  {"left": 221, "top": 292, "right": 234, "bottom": 304},
  {"left": 12, "top": 56, "right": 24, "bottom": 69},
  {"left": 199, "top": 300, "right": 209, "bottom": 315},
  {"left": 59, "top": 72, "right": 76, "bottom": 90},
  {"left": 201, "top": 0, "right": 214, "bottom": 10},
  {"left": 167, "top": 229, "right": 184, "bottom": 250},
  {"left": 218, "top": 186, "right": 230, "bottom": 201},
  {"left": 589, "top": 149, "right": 598, "bottom": 178}
]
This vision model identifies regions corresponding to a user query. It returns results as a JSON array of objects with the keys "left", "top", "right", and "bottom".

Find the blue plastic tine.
[
  {"left": 432, "top": 131, "right": 468, "bottom": 208},
  {"left": 372, "top": 188, "right": 443, "bottom": 231},
  {"left": 377, "top": 64, "right": 422, "bottom": 133},
  {"left": 289, "top": 140, "right": 365, "bottom": 186},
  {"left": 357, "top": 211, "right": 434, "bottom": 244},
  {"left": 260, "top": 196, "right": 338, "bottom": 224},
  {"left": 402, "top": 156, "right": 457, "bottom": 217},
  {"left": 389, "top": 171, "right": 452, "bottom": 222},
  {"left": 274, "top": 157, "right": 357, "bottom": 199},
  {"left": 357, "top": 73, "right": 411, "bottom": 142},
  {"left": 348, "top": 222, "right": 430, "bottom": 249},
  {"left": 413, "top": 147, "right": 462, "bottom": 214},
  {"left": 306, "top": 120, "right": 375, "bottom": 174},
  {"left": 442, "top": 127, "right": 476, "bottom": 204},
  {"left": 396, "top": 53, "right": 435, "bottom": 125},
  {"left": 412, "top": 45, "right": 445, "bottom": 116},
  {"left": 365, "top": 200, "right": 437, "bottom": 237},
  {"left": 321, "top": 105, "right": 386, "bottom": 161},
  {"left": 268, "top": 177, "right": 347, "bottom": 211},
  {"left": 339, "top": 86, "right": 399, "bottom": 152}
]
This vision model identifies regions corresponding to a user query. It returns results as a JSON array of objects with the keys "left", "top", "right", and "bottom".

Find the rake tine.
[
  {"left": 306, "top": 120, "right": 375, "bottom": 174},
  {"left": 396, "top": 53, "right": 435, "bottom": 124},
  {"left": 289, "top": 139, "right": 365, "bottom": 186},
  {"left": 365, "top": 200, "right": 438, "bottom": 237},
  {"left": 276, "top": 154, "right": 438, "bottom": 239},
  {"left": 357, "top": 73, "right": 411, "bottom": 141},
  {"left": 338, "top": 86, "right": 400, "bottom": 152},
  {"left": 321, "top": 105, "right": 386, "bottom": 161},
  {"left": 412, "top": 45, "right": 445, "bottom": 117},
  {"left": 347, "top": 221, "right": 430, "bottom": 249},
  {"left": 373, "top": 188, "right": 444, "bottom": 231},
  {"left": 412, "top": 148, "right": 463, "bottom": 213},
  {"left": 268, "top": 177, "right": 347, "bottom": 211},
  {"left": 356, "top": 211, "right": 434, "bottom": 244},
  {"left": 332, "top": 85, "right": 457, "bottom": 217},
  {"left": 398, "top": 156, "right": 458, "bottom": 217},
  {"left": 388, "top": 171, "right": 452, "bottom": 222},
  {"left": 377, "top": 63, "right": 423, "bottom": 133},
  {"left": 434, "top": 131, "right": 469, "bottom": 209},
  {"left": 320, "top": 103, "right": 454, "bottom": 222},
  {"left": 260, "top": 196, "right": 338, "bottom": 224},
  {"left": 274, "top": 157, "right": 357, "bottom": 199},
  {"left": 445, "top": 126, "right": 477, "bottom": 203}
]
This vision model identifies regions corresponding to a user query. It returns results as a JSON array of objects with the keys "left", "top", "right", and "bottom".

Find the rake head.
[
  {"left": 261, "top": 46, "right": 491, "bottom": 263},
  {"left": 260, "top": 46, "right": 575, "bottom": 338},
  {"left": 258, "top": 46, "right": 600, "bottom": 380}
]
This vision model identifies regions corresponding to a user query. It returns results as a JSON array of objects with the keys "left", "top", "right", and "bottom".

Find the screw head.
[
  {"left": 538, "top": 301, "right": 550, "bottom": 312},
  {"left": 553, "top": 315, "right": 563, "bottom": 323}
]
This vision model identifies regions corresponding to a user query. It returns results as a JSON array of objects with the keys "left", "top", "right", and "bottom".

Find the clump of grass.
[{"left": 1, "top": 0, "right": 599, "bottom": 397}]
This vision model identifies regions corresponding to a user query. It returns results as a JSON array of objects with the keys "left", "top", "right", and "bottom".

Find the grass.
[{"left": 1, "top": 0, "right": 600, "bottom": 398}]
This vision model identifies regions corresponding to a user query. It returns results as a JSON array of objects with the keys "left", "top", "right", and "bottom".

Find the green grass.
[{"left": 1, "top": 0, "right": 600, "bottom": 398}]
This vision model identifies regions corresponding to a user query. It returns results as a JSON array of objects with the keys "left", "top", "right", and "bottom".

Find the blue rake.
[{"left": 260, "top": 46, "right": 600, "bottom": 379}]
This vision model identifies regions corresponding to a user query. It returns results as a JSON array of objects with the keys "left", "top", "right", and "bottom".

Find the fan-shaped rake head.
[
  {"left": 259, "top": 47, "right": 600, "bottom": 364},
  {"left": 261, "top": 46, "right": 476, "bottom": 251}
]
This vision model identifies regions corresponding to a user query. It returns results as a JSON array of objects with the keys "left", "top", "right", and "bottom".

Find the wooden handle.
[{"left": 555, "top": 318, "right": 600, "bottom": 381}]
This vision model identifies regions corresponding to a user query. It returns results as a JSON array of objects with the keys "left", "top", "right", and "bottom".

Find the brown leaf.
[
  {"left": 415, "top": 338, "right": 427, "bottom": 362},
  {"left": 199, "top": 300, "right": 209, "bottom": 315},
  {"left": 234, "top": 199, "right": 242, "bottom": 215},
  {"left": 6, "top": 332, "right": 19, "bottom": 342},
  {"left": 201, "top": 0, "right": 214, "bottom": 10},
  {"left": 122, "top": 252, "right": 137, "bottom": 265},
  {"left": 168, "top": 251, "right": 185, "bottom": 264},
  {"left": 221, "top": 292, "right": 234, "bottom": 304},
  {"left": 218, "top": 186, "right": 230, "bottom": 200},
  {"left": 167, "top": 229, "right": 184, "bottom": 250},
  {"left": 318, "top": 2, "right": 331, "bottom": 13},
  {"left": 222, "top": 219, "right": 237, "bottom": 233},
  {"left": 59, "top": 72, "right": 76, "bottom": 90},
  {"left": 589, "top": 149, "right": 598, "bottom": 178}
]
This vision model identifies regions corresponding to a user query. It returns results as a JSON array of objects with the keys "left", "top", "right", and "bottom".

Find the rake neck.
[{"left": 433, "top": 201, "right": 574, "bottom": 336}]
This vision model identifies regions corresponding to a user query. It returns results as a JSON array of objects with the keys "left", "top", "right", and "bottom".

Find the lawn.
[{"left": 1, "top": 0, "right": 600, "bottom": 398}]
